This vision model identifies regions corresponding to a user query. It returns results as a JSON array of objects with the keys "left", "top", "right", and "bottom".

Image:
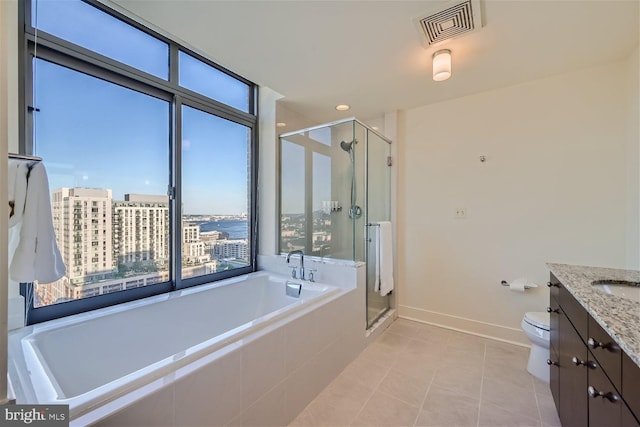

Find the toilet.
[{"left": 521, "top": 311, "right": 551, "bottom": 383}]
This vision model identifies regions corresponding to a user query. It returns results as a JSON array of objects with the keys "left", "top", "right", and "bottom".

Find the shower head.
[{"left": 340, "top": 139, "right": 356, "bottom": 152}]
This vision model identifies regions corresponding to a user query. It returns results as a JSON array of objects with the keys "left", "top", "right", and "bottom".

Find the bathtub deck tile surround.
[
  {"left": 173, "top": 346, "right": 243, "bottom": 426},
  {"left": 290, "top": 318, "right": 561, "bottom": 427},
  {"left": 64, "top": 263, "right": 366, "bottom": 426}
]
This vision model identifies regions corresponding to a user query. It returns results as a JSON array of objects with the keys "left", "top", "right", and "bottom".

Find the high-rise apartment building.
[
  {"left": 212, "top": 240, "right": 248, "bottom": 260},
  {"left": 41, "top": 188, "right": 242, "bottom": 306},
  {"left": 183, "top": 224, "right": 210, "bottom": 264},
  {"left": 113, "top": 194, "right": 169, "bottom": 268},
  {"left": 51, "top": 188, "right": 116, "bottom": 286}
]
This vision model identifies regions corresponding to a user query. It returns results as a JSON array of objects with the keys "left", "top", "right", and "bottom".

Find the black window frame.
[{"left": 19, "top": 0, "right": 259, "bottom": 324}]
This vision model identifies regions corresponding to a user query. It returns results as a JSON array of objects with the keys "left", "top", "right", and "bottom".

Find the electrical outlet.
[{"left": 455, "top": 208, "right": 467, "bottom": 219}]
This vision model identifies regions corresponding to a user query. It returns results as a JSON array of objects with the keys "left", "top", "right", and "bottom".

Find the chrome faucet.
[{"left": 286, "top": 250, "right": 305, "bottom": 280}]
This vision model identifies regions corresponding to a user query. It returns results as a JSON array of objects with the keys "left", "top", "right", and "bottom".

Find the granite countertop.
[{"left": 547, "top": 263, "right": 640, "bottom": 368}]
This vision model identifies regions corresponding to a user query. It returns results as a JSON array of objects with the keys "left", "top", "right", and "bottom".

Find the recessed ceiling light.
[
  {"left": 335, "top": 104, "right": 351, "bottom": 111},
  {"left": 276, "top": 122, "right": 286, "bottom": 127}
]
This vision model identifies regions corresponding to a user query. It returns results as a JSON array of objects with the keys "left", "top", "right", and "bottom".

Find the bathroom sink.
[{"left": 592, "top": 279, "right": 640, "bottom": 301}]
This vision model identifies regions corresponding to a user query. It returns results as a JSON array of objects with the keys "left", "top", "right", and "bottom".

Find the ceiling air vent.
[{"left": 413, "top": 0, "right": 483, "bottom": 47}]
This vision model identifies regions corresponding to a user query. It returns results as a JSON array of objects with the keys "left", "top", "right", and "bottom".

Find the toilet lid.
[{"left": 524, "top": 312, "right": 550, "bottom": 331}]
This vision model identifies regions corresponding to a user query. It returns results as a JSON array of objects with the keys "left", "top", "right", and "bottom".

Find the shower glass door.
[{"left": 365, "top": 129, "right": 392, "bottom": 328}]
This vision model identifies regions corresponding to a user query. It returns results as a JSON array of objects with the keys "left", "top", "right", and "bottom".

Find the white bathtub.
[{"left": 8, "top": 271, "right": 343, "bottom": 422}]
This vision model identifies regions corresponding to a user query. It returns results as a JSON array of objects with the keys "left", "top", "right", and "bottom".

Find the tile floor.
[{"left": 290, "top": 318, "right": 561, "bottom": 427}]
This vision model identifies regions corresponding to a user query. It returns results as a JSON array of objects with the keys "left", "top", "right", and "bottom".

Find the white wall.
[
  {"left": 625, "top": 46, "right": 640, "bottom": 269},
  {"left": 397, "top": 59, "right": 635, "bottom": 345},
  {"left": 257, "top": 87, "right": 283, "bottom": 256},
  {"left": 275, "top": 102, "right": 318, "bottom": 138}
]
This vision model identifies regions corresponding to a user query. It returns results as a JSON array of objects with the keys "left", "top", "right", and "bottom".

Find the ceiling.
[{"left": 112, "top": 0, "right": 639, "bottom": 124}]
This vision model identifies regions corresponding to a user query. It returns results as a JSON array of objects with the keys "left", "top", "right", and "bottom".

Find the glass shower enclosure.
[{"left": 278, "top": 118, "right": 392, "bottom": 328}]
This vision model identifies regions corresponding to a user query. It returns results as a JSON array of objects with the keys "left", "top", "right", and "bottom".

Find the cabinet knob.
[
  {"left": 587, "top": 386, "right": 619, "bottom": 402},
  {"left": 547, "top": 359, "right": 559, "bottom": 366},
  {"left": 588, "top": 338, "right": 620, "bottom": 352},
  {"left": 546, "top": 306, "right": 559, "bottom": 314},
  {"left": 571, "top": 356, "right": 586, "bottom": 366},
  {"left": 547, "top": 281, "right": 559, "bottom": 288}
]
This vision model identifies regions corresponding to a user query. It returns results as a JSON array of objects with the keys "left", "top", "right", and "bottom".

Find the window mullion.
[
  {"left": 169, "top": 43, "right": 179, "bottom": 86},
  {"left": 173, "top": 95, "right": 183, "bottom": 289}
]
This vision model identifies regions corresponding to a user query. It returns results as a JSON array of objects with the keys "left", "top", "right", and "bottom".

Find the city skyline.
[
  {"left": 48, "top": 186, "right": 250, "bottom": 217},
  {"left": 38, "top": 186, "right": 249, "bottom": 307}
]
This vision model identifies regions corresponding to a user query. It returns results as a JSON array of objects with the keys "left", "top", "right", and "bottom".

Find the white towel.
[
  {"left": 8, "top": 159, "right": 29, "bottom": 228},
  {"left": 10, "top": 162, "right": 66, "bottom": 283},
  {"left": 376, "top": 221, "right": 394, "bottom": 296}
]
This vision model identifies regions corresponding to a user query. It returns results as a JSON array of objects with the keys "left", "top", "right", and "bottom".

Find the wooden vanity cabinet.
[
  {"left": 557, "top": 304, "right": 589, "bottom": 427},
  {"left": 548, "top": 275, "right": 561, "bottom": 408},
  {"left": 549, "top": 273, "right": 640, "bottom": 427}
]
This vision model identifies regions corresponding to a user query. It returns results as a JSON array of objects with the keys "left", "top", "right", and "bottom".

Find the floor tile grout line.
[
  {"left": 410, "top": 332, "right": 447, "bottom": 427},
  {"left": 349, "top": 350, "right": 394, "bottom": 426},
  {"left": 531, "top": 375, "right": 544, "bottom": 427},
  {"left": 477, "top": 342, "right": 487, "bottom": 427}
]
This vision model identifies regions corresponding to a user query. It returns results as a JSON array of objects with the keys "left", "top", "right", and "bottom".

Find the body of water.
[{"left": 198, "top": 219, "right": 248, "bottom": 240}]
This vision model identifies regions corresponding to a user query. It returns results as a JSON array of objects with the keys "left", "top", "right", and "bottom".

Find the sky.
[{"left": 32, "top": 0, "right": 251, "bottom": 215}]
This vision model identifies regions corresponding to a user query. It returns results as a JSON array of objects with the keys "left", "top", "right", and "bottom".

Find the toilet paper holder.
[{"left": 501, "top": 278, "right": 538, "bottom": 290}]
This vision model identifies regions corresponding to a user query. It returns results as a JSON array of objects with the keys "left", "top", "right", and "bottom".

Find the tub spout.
[{"left": 286, "top": 250, "right": 305, "bottom": 280}]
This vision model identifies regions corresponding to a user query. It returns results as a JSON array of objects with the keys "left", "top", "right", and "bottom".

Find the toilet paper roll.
[
  {"left": 510, "top": 277, "right": 538, "bottom": 292},
  {"left": 510, "top": 280, "right": 526, "bottom": 292}
]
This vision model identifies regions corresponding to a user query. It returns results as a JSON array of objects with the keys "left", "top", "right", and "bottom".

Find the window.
[
  {"left": 21, "top": 0, "right": 257, "bottom": 323},
  {"left": 181, "top": 106, "right": 251, "bottom": 280},
  {"left": 179, "top": 51, "right": 250, "bottom": 112},
  {"left": 32, "top": 0, "right": 169, "bottom": 79}
]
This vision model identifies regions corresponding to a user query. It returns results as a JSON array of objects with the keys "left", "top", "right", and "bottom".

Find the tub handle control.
[
  {"left": 308, "top": 269, "right": 317, "bottom": 282},
  {"left": 288, "top": 266, "right": 297, "bottom": 279}
]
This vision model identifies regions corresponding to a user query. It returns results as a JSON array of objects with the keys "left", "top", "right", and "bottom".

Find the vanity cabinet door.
[
  {"left": 559, "top": 309, "right": 589, "bottom": 427},
  {"left": 622, "top": 403, "right": 640, "bottom": 427},
  {"left": 588, "top": 316, "right": 622, "bottom": 391},
  {"left": 623, "top": 352, "right": 640, "bottom": 424},
  {"left": 548, "top": 293, "right": 561, "bottom": 411},
  {"left": 550, "top": 346, "right": 560, "bottom": 411},
  {"left": 588, "top": 352, "right": 623, "bottom": 427},
  {"left": 549, "top": 294, "right": 561, "bottom": 356},
  {"left": 559, "top": 285, "right": 588, "bottom": 340}
]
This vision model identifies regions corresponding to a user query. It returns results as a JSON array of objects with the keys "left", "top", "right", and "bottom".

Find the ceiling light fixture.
[
  {"left": 335, "top": 104, "right": 351, "bottom": 111},
  {"left": 432, "top": 49, "right": 452, "bottom": 82}
]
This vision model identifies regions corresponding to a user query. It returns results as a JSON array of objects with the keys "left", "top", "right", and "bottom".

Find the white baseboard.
[{"left": 399, "top": 304, "right": 530, "bottom": 348}]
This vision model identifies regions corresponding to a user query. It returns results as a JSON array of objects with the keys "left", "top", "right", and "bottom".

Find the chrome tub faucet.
[{"left": 286, "top": 250, "right": 305, "bottom": 280}]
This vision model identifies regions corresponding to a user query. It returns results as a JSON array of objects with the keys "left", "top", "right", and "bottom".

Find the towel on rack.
[
  {"left": 376, "top": 221, "right": 394, "bottom": 296},
  {"left": 8, "top": 159, "right": 29, "bottom": 228},
  {"left": 10, "top": 162, "right": 66, "bottom": 283}
]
